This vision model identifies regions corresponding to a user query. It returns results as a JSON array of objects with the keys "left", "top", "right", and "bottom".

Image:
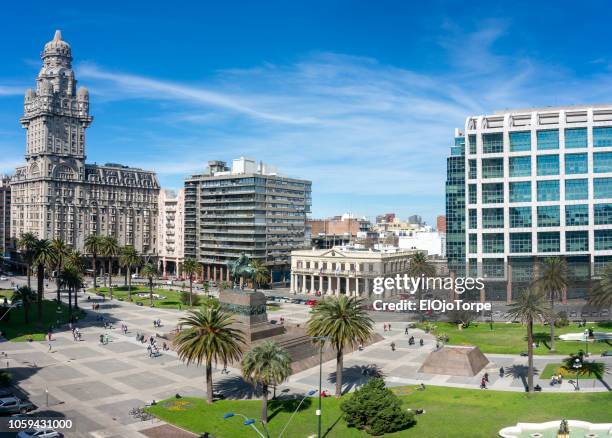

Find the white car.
[
  {"left": 0, "top": 276, "right": 8, "bottom": 281},
  {"left": 17, "top": 429, "right": 63, "bottom": 438}
]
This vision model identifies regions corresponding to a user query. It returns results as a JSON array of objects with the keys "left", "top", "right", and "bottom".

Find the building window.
[
  {"left": 482, "top": 133, "right": 503, "bottom": 154},
  {"left": 469, "top": 234, "right": 477, "bottom": 254},
  {"left": 565, "top": 178, "right": 588, "bottom": 200},
  {"left": 565, "top": 128, "right": 588, "bottom": 149},
  {"left": 482, "top": 233, "right": 504, "bottom": 253},
  {"left": 566, "top": 231, "right": 589, "bottom": 252},
  {"left": 510, "top": 131, "right": 531, "bottom": 152},
  {"left": 565, "top": 153, "right": 588, "bottom": 174},
  {"left": 482, "top": 258, "right": 505, "bottom": 278},
  {"left": 509, "top": 156, "right": 531, "bottom": 177},
  {"left": 537, "top": 205, "right": 560, "bottom": 227},
  {"left": 537, "top": 180, "right": 560, "bottom": 201},
  {"left": 537, "top": 130, "right": 559, "bottom": 150},
  {"left": 510, "top": 182, "right": 531, "bottom": 202},
  {"left": 482, "top": 208, "right": 504, "bottom": 228},
  {"left": 468, "top": 134, "right": 477, "bottom": 154},
  {"left": 468, "top": 159, "right": 477, "bottom": 179},
  {"left": 594, "top": 178, "right": 612, "bottom": 199},
  {"left": 468, "top": 184, "right": 477, "bottom": 204},
  {"left": 510, "top": 233, "right": 532, "bottom": 253},
  {"left": 593, "top": 127, "right": 612, "bottom": 147},
  {"left": 594, "top": 203, "right": 612, "bottom": 225},
  {"left": 595, "top": 229, "right": 612, "bottom": 250},
  {"left": 566, "top": 204, "right": 589, "bottom": 226},
  {"left": 482, "top": 158, "right": 504, "bottom": 178},
  {"left": 537, "top": 231, "right": 560, "bottom": 252},
  {"left": 482, "top": 183, "right": 504, "bottom": 204},
  {"left": 536, "top": 155, "right": 559, "bottom": 176},
  {"left": 468, "top": 209, "right": 477, "bottom": 229},
  {"left": 594, "top": 152, "right": 612, "bottom": 173},
  {"left": 510, "top": 206, "right": 532, "bottom": 228}
]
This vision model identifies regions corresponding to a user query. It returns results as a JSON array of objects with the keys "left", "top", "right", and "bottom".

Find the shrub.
[
  {"left": 180, "top": 291, "right": 200, "bottom": 306},
  {"left": 0, "top": 371, "right": 11, "bottom": 387},
  {"left": 554, "top": 311, "right": 569, "bottom": 328},
  {"left": 341, "top": 378, "right": 415, "bottom": 435}
]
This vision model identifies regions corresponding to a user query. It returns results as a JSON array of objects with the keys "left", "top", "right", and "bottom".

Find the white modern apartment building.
[
  {"left": 448, "top": 105, "right": 612, "bottom": 302},
  {"left": 158, "top": 189, "right": 184, "bottom": 276}
]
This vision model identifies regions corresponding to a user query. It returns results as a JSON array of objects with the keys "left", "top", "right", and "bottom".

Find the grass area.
[
  {"left": 92, "top": 285, "right": 216, "bottom": 310},
  {"left": 0, "top": 294, "right": 85, "bottom": 342},
  {"left": 146, "top": 386, "right": 612, "bottom": 438},
  {"left": 539, "top": 362, "right": 604, "bottom": 379},
  {"left": 421, "top": 322, "right": 612, "bottom": 355}
]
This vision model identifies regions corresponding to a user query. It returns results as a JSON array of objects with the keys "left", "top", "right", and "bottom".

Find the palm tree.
[
  {"left": 67, "top": 250, "right": 87, "bottom": 272},
  {"left": 100, "top": 236, "right": 120, "bottom": 300},
  {"left": 561, "top": 351, "right": 608, "bottom": 383},
  {"left": 119, "top": 246, "right": 141, "bottom": 301},
  {"left": 33, "top": 239, "right": 55, "bottom": 322},
  {"left": 307, "top": 295, "right": 373, "bottom": 397},
  {"left": 11, "top": 286, "right": 36, "bottom": 324},
  {"left": 84, "top": 234, "right": 103, "bottom": 292},
  {"left": 506, "top": 287, "right": 551, "bottom": 392},
  {"left": 408, "top": 252, "right": 436, "bottom": 304},
  {"left": 173, "top": 307, "right": 245, "bottom": 404},
  {"left": 241, "top": 341, "right": 291, "bottom": 424},
  {"left": 182, "top": 259, "right": 201, "bottom": 306},
  {"left": 50, "top": 238, "right": 71, "bottom": 304},
  {"left": 17, "top": 232, "right": 38, "bottom": 289},
  {"left": 535, "top": 257, "right": 568, "bottom": 352},
  {"left": 60, "top": 264, "right": 83, "bottom": 314},
  {"left": 250, "top": 260, "right": 270, "bottom": 292},
  {"left": 589, "top": 263, "right": 612, "bottom": 309},
  {"left": 140, "top": 263, "right": 158, "bottom": 306}
]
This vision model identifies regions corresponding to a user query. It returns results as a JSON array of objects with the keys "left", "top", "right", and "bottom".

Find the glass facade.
[
  {"left": 565, "top": 204, "right": 589, "bottom": 226},
  {"left": 510, "top": 232, "right": 532, "bottom": 253},
  {"left": 537, "top": 129, "right": 559, "bottom": 150},
  {"left": 468, "top": 209, "right": 477, "bottom": 229},
  {"left": 509, "top": 156, "right": 531, "bottom": 177},
  {"left": 468, "top": 233, "right": 477, "bottom": 254},
  {"left": 509, "top": 131, "right": 531, "bottom": 152},
  {"left": 594, "top": 152, "right": 612, "bottom": 173},
  {"left": 510, "top": 181, "right": 531, "bottom": 202},
  {"left": 537, "top": 180, "right": 560, "bottom": 201},
  {"left": 482, "top": 158, "right": 504, "bottom": 178},
  {"left": 483, "top": 133, "right": 503, "bottom": 154},
  {"left": 565, "top": 178, "right": 588, "bottom": 200},
  {"left": 537, "top": 231, "right": 560, "bottom": 252},
  {"left": 595, "top": 229, "right": 612, "bottom": 250},
  {"left": 566, "top": 231, "right": 589, "bottom": 252},
  {"left": 593, "top": 127, "right": 612, "bottom": 147},
  {"left": 468, "top": 184, "right": 477, "bottom": 204},
  {"left": 565, "top": 127, "right": 588, "bottom": 148},
  {"left": 482, "top": 183, "right": 504, "bottom": 204},
  {"left": 482, "top": 208, "right": 504, "bottom": 228},
  {"left": 594, "top": 177, "right": 612, "bottom": 199},
  {"left": 565, "top": 153, "right": 588, "bottom": 174},
  {"left": 510, "top": 206, "right": 531, "bottom": 228},
  {"left": 594, "top": 203, "right": 612, "bottom": 225},
  {"left": 445, "top": 150, "right": 466, "bottom": 265},
  {"left": 536, "top": 154, "right": 559, "bottom": 175},
  {"left": 537, "top": 205, "right": 560, "bottom": 227},
  {"left": 482, "top": 233, "right": 504, "bottom": 253},
  {"left": 468, "top": 159, "right": 477, "bottom": 179},
  {"left": 468, "top": 134, "right": 477, "bottom": 154}
]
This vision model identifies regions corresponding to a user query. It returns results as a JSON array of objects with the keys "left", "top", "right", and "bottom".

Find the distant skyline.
[{"left": 3, "top": 1, "right": 612, "bottom": 225}]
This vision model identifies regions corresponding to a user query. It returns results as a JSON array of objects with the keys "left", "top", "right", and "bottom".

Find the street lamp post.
[
  {"left": 584, "top": 329, "right": 589, "bottom": 357},
  {"left": 311, "top": 335, "right": 329, "bottom": 438},
  {"left": 223, "top": 413, "right": 266, "bottom": 438},
  {"left": 278, "top": 389, "right": 317, "bottom": 437},
  {"left": 573, "top": 358, "right": 582, "bottom": 391}
]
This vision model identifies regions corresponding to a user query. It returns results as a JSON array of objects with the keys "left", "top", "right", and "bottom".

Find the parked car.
[
  {"left": 0, "top": 388, "right": 14, "bottom": 398},
  {"left": 602, "top": 351, "right": 612, "bottom": 357},
  {"left": 17, "top": 429, "right": 63, "bottom": 438},
  {"left": 0, "top": 276, "right": 8, "bottom": 281},
  {"left": 0, "top": 397, "right": 34, "bottom": 414}
]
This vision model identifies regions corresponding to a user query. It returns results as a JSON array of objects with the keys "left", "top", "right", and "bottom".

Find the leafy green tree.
[
  {"left": 241, "top": 341, "right": 291, "bottom": 424},
  {"left": 100, "top": 236, "right": 120, "bottom": 299},
  {"left": 140, "top": 263, "right": 158, "bottom": 306},
  {"left": 561, "top": 351, "right": 608, "bottom": 381},
  {"left": 307, "top": 296, "right": 373, "bottom": 397},
  {"left": 182, "top": 259, "right": 201, "bottom": 306},
  {"left": 17, "top": 232, "right": 38, "bottom": 289},
  {"left": 535, "top": 257, "right": 568, "bottom": 352},
  {"left": 249, "top": 259, "right": 270, "bottom": 291},
  {"left": 60, "top": 264, "right": 84, "bottom": 314},
  {"left": 50, "top": 238, "right": 71, "bottom": 304},
  {"left": 589, "top": 263, "right": 612, "bottom": 309},
  {"left": 11, "top": 286, "right": 36, "bottom": 324},
  {"left": 33, "top": 239, "right": 55, "bottom": 322},
  {"left": 84, "top": 234, "right": 103, "bottom": 292},
  {"left": 506, "top": 287, "right": 551, "bottom": 392},
  {"left": 173, "top": 307, "right": 244, "bottom": 404},
  {"left": 341, "top": 378, "right": 415, "bottom": 435},
  {"left": 119, "top": 246, "right": 141, "bottom": 301}
]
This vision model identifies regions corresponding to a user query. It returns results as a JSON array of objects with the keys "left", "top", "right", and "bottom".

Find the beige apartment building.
[
  {"left": 158, "top": 189, "right": 185, "bottom": 276},
  {"left": 290, "top": 246, "right": 417, "bottom": 297}
]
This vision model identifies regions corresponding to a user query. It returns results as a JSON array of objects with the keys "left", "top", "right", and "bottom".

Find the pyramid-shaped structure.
[{"left": 418, "top": 345, "right": 489, "bottom": 377}]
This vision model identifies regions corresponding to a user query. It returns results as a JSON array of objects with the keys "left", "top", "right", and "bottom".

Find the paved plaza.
[{"left": 0, "top": 277, "right": 610, "bottom": 437}]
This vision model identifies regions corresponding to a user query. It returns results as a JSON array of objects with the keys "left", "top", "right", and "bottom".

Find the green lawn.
[
  {"left": 422, "top": 322, "right": 612, "bottom": 355},
  {"left": 539, "top": 362, "right": 605, "bottom": 379},
  {"left": 92, "top": 285, "right": 216, "bottom": 310},
  {"left": 146, "top": 386, "right": 612, "bottom": 438}
]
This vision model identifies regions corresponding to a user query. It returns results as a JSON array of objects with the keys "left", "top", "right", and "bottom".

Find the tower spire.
[{"left": 54, "top": 29, "right": 62, "bottom": 41}]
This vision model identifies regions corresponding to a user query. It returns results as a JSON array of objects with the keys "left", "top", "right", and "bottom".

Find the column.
[
  {"left": 310, "top": 275, "right": 315, "bottom": 294},
  {"left": 355, "top": 278, "right": 360, "bottom": 296},
  {"left": 345, "top": 277, "right": 350, "bottom": 296},
  {"left": 207, "top": 265, "right": 211, "bottom": 281},
  {"left": 290, "top": 274, "right": 295, "bottom": 294},
  {"left": 327, "top": 276, "right": 333, "bottom": 295},
  {"left": 561, "top": 286, "right": 568, "bottom": 304},
  {"left": 162, "top": 258, "right": 167, "bottom": 277},
  {"left": 336, "top": 276, "right": 341, "bottom": 296},
  {"left": 365, "top": 277, "right": 370, "bottom": 297},
  {"left": 302, "top": 275, "right": 307, "bottom": 293},
  {"left": 506, "top": 263, "right": 513, "bottom": 304},
  {"left": 213, "top": 266, "right": 217, "bottom": 282},
  {"left": 226, "top": 267, "right": 230, "bottom": 282},
  {"left": 319, "top": 275, "right": 323, "bottom": 294}
]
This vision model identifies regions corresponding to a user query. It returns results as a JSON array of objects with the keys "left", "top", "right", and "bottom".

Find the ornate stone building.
[{"left": 10, "top": 31, "right": 159, "bottom": 253}]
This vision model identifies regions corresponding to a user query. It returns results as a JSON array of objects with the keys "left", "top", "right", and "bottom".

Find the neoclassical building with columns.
[{"left": 290, "top": 246, "right": 417, "bottom": 297}]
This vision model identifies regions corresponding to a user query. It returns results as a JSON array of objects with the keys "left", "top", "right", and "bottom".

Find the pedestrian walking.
[
  {"left": 383, "top": 323, "right": 387, "bottom": 332},
  {"left": 405, "top": 327, "right": 409, "bottom": 335},
  {"left": 391, "top": 342, "right": 396, "bottom": 352}
]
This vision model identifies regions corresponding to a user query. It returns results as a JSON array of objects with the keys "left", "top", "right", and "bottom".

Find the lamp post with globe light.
[{"left": 573, "top": 358, "right": 582, "bottom": 391}]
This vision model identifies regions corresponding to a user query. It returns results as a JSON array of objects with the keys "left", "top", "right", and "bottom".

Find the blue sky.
[{"left": 2, "top": 1, "right": 612, "bottom": 225}]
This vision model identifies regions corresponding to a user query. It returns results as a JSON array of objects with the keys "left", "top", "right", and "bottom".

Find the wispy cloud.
[{"left": 0, "top": 86, "right": 23, "bottom": 96}]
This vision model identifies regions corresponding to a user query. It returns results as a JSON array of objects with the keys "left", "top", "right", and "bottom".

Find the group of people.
[
  {"left": 407, "top": 336, "right": 423, "bottom": 346},
  {"left": 153, "top": 319, "right": 162, "bottom": 328},
  {"left": 550, "top": 373, "right": 564, "bottom": 386},
  {"left": 383, "top": 323, "right": 392, "bottom": 332},
  {"left": 71, "top": 326, "right": 82, "bottom": 342},
  {"left": 120, "top": 323, "right": 129, "bottom": 335}
]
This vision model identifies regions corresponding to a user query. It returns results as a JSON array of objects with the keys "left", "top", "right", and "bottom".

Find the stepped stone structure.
[
  {"left": 219, "top": 290, "right": 285, "bottom": 342},
  {"left": 418, "top": 345, "right": 489, "bottom": 377}
]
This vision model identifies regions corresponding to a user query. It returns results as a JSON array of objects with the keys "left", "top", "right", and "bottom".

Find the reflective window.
[
  {"left": 566, "top": 231, "right": 589, "bottom": 252},
  {"left": 537, "top": 180, "right": 560, "bottom": 201},
  {"left": 537, "top": 205, "right": 560, "bottom": 227},
  {"left": 537, "top": 231, "right": 560, "bottom": 252},
  {"left": 565, "top": 205, "right": 589, "bottom": 226},
  {"left": 594, "top": 152, "right": 612, "bottom": 173},
  {"left": 483, "top": 133, "right": 504, "bottom": 154},
  {"left": 482, "top": 233, "right": 504, "bottom": 253},
  {"left": 565, "top": 128, "right": 588, "bottom": 149},
  {"left": 468, "top": 134, "right": 477, "bottom": 154},
  {"left": 593, "top": 127, "right": 612, "bottom": 147},
  {"left": 469, "top": 234, "right": 477, "bottom": 253},
  {"left": 509, "top": 156, "right": 531, "bottom": 177},
  {"left": 510, "top": 233, "right": 532, "bottom": 253},
  {"left": 469, "top": 209, "right": 477, "bottom": 229},
  {"left": 482, "top": 183, "right": 504, "bottom": 204},
  {"left": 510, "top": 131, "right": 531, "bottom": 152},
  {"left": 482, "top": 258, "right": 505, "bottom": 278},
  {"left": 565, "top": 153, "right": 587, "bottom": 174},
  {"left": 510, "top": 206, "right": 531, "bottom": 228},
  {"left": 594, "top": 203, "right": 612, "bottom": 225},
  {"left": 468, "top": 184, "right": 477, "bottom": 204},
  {"left": 594, "top": 178, "right": 612, "bottom": 199},
  {"left": 537, "top": 155, "right": 559, "bottom": 176},
  {"left": 482, "top": 208, "right": 504, "bottom": 228},
  {"left": 537, "top": 130, "right": 559, "bottom": 150},
  {"left": 565, "top": 179, "right": 588, "bottom": 200},
  {"left": 595, "top": 229, "right": 612, "bottom": 250},
  {"left": 468, "top": 159, "right": 477, "bottom": 179},
  {"left": 510, "top": 181, "right": 531, "bottom": 202},
  {"left": 482, "top": 158, "right": 504, "bottom": 178}
]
